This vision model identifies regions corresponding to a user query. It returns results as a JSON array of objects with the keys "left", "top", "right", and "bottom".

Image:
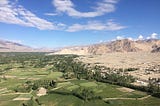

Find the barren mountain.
[
  {"left": 53, "top": 46, "right": 89, "bottom": 55},
  {"left": 151, "top": 46, "right": 160, "bottom": 53},
  {"left": 1, "top": 39, "right": 160, "bottom": 53},
  {"left": 0, "top": 40, "right": 52, "bottom": 52},
  {"left": 54, "top": 39, "right": 160, "bottom": 55},
  {"left": 88, "top": 39, "right": 140, "bottom": 54}
]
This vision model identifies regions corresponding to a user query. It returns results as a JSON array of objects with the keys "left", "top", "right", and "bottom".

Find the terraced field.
[{"left": 0, "top": 72, "right": 160, "bottom": 106}]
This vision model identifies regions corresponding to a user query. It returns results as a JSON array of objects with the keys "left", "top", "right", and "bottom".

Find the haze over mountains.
[
  {"left": 0, "top": 39, "right": 160, "bottom": 54},
  {"left": 0, "top": 39, "right": 53, "bottom": 52}
]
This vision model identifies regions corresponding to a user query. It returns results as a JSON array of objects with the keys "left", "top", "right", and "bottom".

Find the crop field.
[
  {"left": 0, "top": 53, "right": 159, "bottom": 106},
  {"left": 46, "top": 71, "right": 63, "bottom": 79},
  {"left": 39, "top": 79, "right": 160, "bottom": 106}
]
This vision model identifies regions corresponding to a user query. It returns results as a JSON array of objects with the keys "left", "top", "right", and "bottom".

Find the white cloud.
[
  {"left": 57, "top": 23, "right": 67, "bottom": 30},
  {"left": 66, "top": 20, "right": 126, "bottom": 32},
  {"left": 113, "top": 33, "right": 159, "bottom": 41},
  {"left": 44, "top": 13, "right": 58, "bottom": 16},
  {"left": 0, "top": 0, "right": 59, "bottom": 30},
  {"left": 127, "top": 37, "right": 133, "bottom": 40},
  {"left": 138, "top": 35, "right": 144, "bottom": 40},
  {"left": 104, "top": 0, "right": 119, "bottom": 3},
  {"left": 151, "top": 33, "right": 158, "bottom": 39},
  {"left": 146, "top": 37, "right": 151, "bottom": 39},
  {"left": 53, "top": 0, "right": 118, "bottom": 18},
  {"left": 0, "top": 0, "right": 124, "bottom": 32},
  {"left": 0, "top": 0, "right": 9, "bottom": 5},
  {"left": 147, "top": 33, "right": 158, "bottom": 39},
  {"left": 116, "top": 36, "right": 123, "bottom": 40},
  {"left": 99, "top": 40, "right": 104, "bottom": 43}
]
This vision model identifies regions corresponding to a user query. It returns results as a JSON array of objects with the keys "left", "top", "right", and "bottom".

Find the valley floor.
[
  {"left": 78, "top": 52, "right": 160, "bottom": 80},
  {"left": 0, "top": 53, "right": 159, "bottom": 106}
]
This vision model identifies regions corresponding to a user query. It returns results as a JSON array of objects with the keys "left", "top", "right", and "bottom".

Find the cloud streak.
[
  {"left": 116, "top": 36, "right": 124, "bottom": 40},
  {"left": 0, "top": 0, "right": 58, "bottom": 30},
  {"left": 66, "top": 20, "right": 126, "bottom": 32},
  {"left": 44, "top": 13, "right": 58, "bottom": 16},
  {"left": 53, "top": 0, "right": 118, "bottom": 18},
  {"left": 0, "top": 0, "right": 126, "bottom": 32}
]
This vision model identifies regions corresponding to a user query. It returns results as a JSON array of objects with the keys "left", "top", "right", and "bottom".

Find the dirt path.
[
  {"left": 103, "top": 95, "right": 151, "bottom": 101},
  {"left": 137, "top": 95, "right": 151, "bottom": 100},
  {"left": 103, "top": 98, "right": 136, "bottom": 100},
  {"left": 0, "top": 75, "right": 17, "bottom": 78},
  {"left": 0, "top": 88, "right": 7, "bottom": 91},
  {"left": 13, "top": 98, "right": 31, "bottom": 101},
  {"left": 1, "top": 92, "right": 30, "bottom": 95},
  {"left": 117, "top": 87, "right": 134, "bottom": 92}
]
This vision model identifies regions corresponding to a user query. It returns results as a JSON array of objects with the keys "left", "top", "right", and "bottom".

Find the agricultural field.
[
  {"left": 0, "top": 53, "right": 159, "bottom": 106},
  {"left": 39, "top": 79, "right": 160, "bottom": 106}
]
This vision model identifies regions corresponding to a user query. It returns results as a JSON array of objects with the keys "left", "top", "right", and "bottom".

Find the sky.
[{"left": 0, "top": 0, "right": 160, "bottom": 48}]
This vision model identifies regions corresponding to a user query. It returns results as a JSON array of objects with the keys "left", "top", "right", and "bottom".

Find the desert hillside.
[
  {"left": 1, "top": 39, "right": 160, "bottom": 53},
  {"left": 53, "top": 39, "right": 160, "bottom": 55},
  {"left": 53, "top": 46, "right": 89, "bottom": 55},
  {"left": 77, "top": 52, "right": 160, "bottom": 81}
]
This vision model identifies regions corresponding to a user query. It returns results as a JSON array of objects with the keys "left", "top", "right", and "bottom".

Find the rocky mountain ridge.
[
  {"left": 53, "top": 39, "right": 160, "bottom": 55},
  {"left": 1, "top": 39, "right": 160, "bottom": 54}
]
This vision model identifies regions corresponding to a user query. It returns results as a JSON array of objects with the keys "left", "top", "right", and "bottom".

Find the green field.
[
  {"left": 17, "top": 94, "right": 32, "bottom": 98},
  {"left": 0, "top": 53, "right": 159, "bottom": 106},
  {"left": 38, "top": 79, "right": 160, "bottom": 106},
  {"left": 2, "top": 72, "right": 157, "bottom": 106},
  {"left": 79, "top": 82, "right": 97, "bottom": 87},
  {"left": 46, "top": 71, "right": 63, "bottom": 79}
]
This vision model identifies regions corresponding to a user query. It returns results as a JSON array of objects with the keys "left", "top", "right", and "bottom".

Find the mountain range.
[
  {"left": 0, "top": 39, "right": 160, "bottom": 54},
  {"left": 53, "top": 39, "right": 160, "bottom": 55},
  {"left": 0, "top": 40, "right": 53, "bottom": 52}
]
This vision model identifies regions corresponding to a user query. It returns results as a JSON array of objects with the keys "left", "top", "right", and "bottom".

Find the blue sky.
[{"left": 0, "top": 0, "right": 160, "bottom": 48}]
